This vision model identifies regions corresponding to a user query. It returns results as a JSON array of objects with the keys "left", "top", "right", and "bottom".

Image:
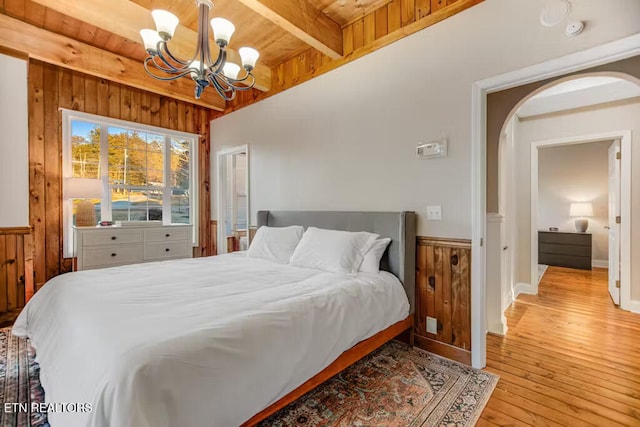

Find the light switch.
[{"left": 426, "top": 205, "right": 442, "bottom": 221}]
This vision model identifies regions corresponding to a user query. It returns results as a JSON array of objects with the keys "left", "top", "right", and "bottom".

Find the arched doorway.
[
  {"left": 468, "top": 34, "right": 640, "bottom": 369},
  {"left": 490, "top": 72, "right": 640, "bottom": 338}
]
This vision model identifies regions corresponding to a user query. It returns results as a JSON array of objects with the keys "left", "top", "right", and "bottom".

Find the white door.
[{"left": 607, "top": 140, "right": 621, "bottom": 305}]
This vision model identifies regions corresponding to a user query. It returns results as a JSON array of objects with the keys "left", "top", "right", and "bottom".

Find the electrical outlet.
[{"left": 426, "top": 316, "right": 438, "bottom": 334}]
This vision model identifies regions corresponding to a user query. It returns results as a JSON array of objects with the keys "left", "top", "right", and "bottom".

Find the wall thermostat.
[{"left": 417, "top": 138, "right": 447, "bottom": 159}]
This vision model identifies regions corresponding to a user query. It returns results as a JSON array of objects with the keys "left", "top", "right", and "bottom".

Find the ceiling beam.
[
  {"left": 0, "top": 13, "right": 226, "bottom": 111},
  {"left": 236, "top": 0, "right": 343, "bottom": 59},
  {"left": 28, "top": 0, "right": 271, "bottom": 92}
]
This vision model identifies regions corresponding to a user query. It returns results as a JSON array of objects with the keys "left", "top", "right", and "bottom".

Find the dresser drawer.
[
  {"left": 144, "top": 227, "right": 191, "bottom": 243},
  {"left": 82, "top": 229, "right": 144, "bottom": 247},
  {"left": 539, "top": 242, "right": 591, "bottom": 257},
  {"left": 144, "top": 241, "right": 191, "bottom": 260},
  {"left": 539, "top": 232, "right": 590, "bottom": 246},
  {"left": 82, "top": 244, "right": 143, "bottom": 269}
]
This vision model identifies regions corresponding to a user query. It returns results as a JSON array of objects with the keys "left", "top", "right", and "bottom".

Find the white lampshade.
[
  {"left": 223, "top": 62, "right": 240, "bottom": 79},
  {"left": 239, "top": 47, "right": 259, "bottom": 71},
  {"left": 140, "top": 29, "right": 163, "bottom": 52},
  {"left": 211, "top": 18, "right": 235, "bottom": 46},
  {"left": 64, "top": 178, "right": 103, "bottom": 200},
  {"left": 152, "top": 9, "right": 180, "bottom": 39},
  {"left": 569, "top": 202, "right": 593, "bottom": 217}
]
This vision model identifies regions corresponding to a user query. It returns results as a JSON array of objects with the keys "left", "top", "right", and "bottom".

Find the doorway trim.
[
  {"left": 528, "top": 132, "right": 631, "bottom": 308},
  {"left": 470, "top": 33, "right": 640, "bottom": 369},
  {"left": 216, "top": 144, "right": 250, "bottom": 254}
]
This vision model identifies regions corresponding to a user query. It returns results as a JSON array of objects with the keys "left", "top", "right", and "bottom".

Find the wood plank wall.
[
  {"left": 28, "top": 60, "right": 215, "bottom": 288},
  {"left": 0, "top": 227, "right": 34, "bottom": 320},
  {"left": 415, "top": 236, "right": 471, "bottom": 364},
  {"left": 216, "top": 0, "right": 482, "bottom": 118}
]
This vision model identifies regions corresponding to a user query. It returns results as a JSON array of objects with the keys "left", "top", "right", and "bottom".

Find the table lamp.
[
  {"left": 65, "top": 178, "right": 103, "bottom": 227},
  {"left": 569, "top": 202, "right": 593, "bottom": 233}
]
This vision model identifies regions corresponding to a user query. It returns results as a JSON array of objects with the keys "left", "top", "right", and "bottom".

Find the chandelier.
[{"left": 139, "top": 0, "right": 260, "bottom": 101}]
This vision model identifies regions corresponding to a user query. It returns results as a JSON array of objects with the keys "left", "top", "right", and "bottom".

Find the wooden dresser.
[
  {"left": 538, "top": 231, "right": 592, "bottom": 270},
  {"left": 74, "top": 224, "right": 193, "bottom": 271}
]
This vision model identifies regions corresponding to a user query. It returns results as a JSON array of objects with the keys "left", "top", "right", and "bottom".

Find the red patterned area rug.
[
  {"left": 261, "top": 341, "right": 498, "bottom": 427},
  {"left": 0, "top": 329, "right": 497, "bottom": 427},
  {"left": 0, "top": 329, "right": 48, "bottom": 427}
]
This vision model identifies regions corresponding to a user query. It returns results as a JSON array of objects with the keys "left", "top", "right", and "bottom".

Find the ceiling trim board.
[{"left": 0, "top": 13, "right": 225, "bottom": 110}]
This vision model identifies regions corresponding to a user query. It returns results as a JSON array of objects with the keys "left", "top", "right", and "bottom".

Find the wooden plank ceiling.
[{"left": 0, "top": 0, "right": 483, "bottom": 114}]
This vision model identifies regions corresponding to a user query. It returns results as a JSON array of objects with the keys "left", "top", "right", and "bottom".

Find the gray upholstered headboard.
[{"left": 256, "top": 211, "right": 416, "bottom": 314}]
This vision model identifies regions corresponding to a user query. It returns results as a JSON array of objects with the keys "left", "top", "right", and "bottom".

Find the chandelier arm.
[
  {"left": 156, "top": 43, "right": 193, "bottom": 69},
  {"left": 144, "top": 58, "right": 194, "bottom": 81},
  {"left": 209, "top": 74, "right": 236, "bottom": 101},
  {"left": 225, "top": 72, "right": 255, "bottom": 87},
  {"left": 208, "top": 48, "right": 226, "bottom": 75},
  {"left": 232, "top": 78, "right": 256, "bottom": 92},
  {"left": 149, "top": 55, "right": 184, "bottom": 74}
]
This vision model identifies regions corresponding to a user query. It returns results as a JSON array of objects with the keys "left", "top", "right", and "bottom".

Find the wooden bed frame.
[
  {"left": 241, "top": 316, "right": 413, "bottom": 426},
  {"left": 242, "top": 210, "right": 417, "bottom": 425}
]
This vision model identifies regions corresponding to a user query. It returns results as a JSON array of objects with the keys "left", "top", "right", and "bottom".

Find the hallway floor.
[{"left": 478, "top": 266, "right": 640, "bottom": 426}]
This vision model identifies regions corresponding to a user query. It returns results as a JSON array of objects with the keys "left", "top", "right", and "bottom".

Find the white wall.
[
  {"left": 0, "top": 53, "right": 29, "bottom": 227},
  {"left": 515, "top": 102, "right": 640, "bottom": 299},
  {"left": 538, "top": 141, "right": 611, "bottom": 264},
  {"left": 211, "top": 0, "right": 640, "bottom": 239}
]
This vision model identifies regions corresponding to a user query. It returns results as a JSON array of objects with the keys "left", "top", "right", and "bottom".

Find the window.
[{"left": 62, "top": 110, "right": 198, "bottom": 257}]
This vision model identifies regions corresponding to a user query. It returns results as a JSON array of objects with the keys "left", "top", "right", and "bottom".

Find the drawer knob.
[
  {"left": 111, "top": 253, "right": 117, "bottom": 257},
  {"left": 165, "top": 234, "right": 171, "bottom": 237},
  {"left": 111, "top": 236, "right": 117, "bottom": 240},
  {"left": 165, "top": 248, "right": 170, "bottom": 252}
]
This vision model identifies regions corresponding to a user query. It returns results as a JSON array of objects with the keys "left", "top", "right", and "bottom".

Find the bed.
[{"left": 13, "top": 210, "right": 416, "bottom": 427}]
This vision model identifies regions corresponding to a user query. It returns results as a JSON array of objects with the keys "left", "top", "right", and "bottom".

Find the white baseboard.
[
  {"left": 487, "top": 321, "right": 508, "bottom": 336},
  {"left": 625, "top": 299, "right": 640, "bottom": 314},
  {"left": 592, "top": 259, "right": 609, "bottom": 268},
  {"left": 513, "top": 282, "right": 537, "bottom": 300}
]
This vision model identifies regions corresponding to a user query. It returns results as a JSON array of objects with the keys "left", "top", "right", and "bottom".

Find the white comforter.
[{"left": 13, "top": 253, "right": 409, "bottom": 427}]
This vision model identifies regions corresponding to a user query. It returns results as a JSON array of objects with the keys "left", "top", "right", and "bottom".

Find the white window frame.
[{"left": 61, "top": 109, "right": 199, "bottom": 257}]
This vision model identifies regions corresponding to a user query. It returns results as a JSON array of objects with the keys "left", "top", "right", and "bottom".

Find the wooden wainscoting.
[
  {"left": 415, "top": 236, "right": 471, "bottom": 364},
  {"left": 0, "top": 227, "right": 34, "bottom": 325},
  {"left": 28, "top": 60, "right": 214, "bottom": 287}
]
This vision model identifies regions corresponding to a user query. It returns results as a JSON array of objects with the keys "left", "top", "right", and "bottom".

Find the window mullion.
[
  {"left": 162, "top": 136, "right": 172, "bottom": 224},
  {"left": 100, "top": 124, "right": 112, "bottom": 222}
]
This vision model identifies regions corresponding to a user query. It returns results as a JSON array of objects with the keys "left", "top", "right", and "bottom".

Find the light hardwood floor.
[{"left": 478, "top": 266, "right": 640, "bottom": 426}]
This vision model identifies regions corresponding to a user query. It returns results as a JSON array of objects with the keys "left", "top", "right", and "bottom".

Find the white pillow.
[
  {"left": 289, "top": 227, "right": 379, "bottom": 274},
  {"left": 246, "top": 225, "right": 304, "bottom": 264},
  {"left": 359, "top": 238, "right": 391, "bottom": 274}
]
